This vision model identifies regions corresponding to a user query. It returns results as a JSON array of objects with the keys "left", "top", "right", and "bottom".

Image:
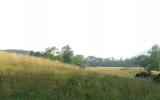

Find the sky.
[{"left": 0, "top": 0, "right": 160, "bottom": 58}]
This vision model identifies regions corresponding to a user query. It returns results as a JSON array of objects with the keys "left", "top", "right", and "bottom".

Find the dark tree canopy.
[
  {"left": 134, "top": 44, "right": 160, "bottom": 71},
  {"left": 61, "top": 45, "right": 74, "bottom": 63}
]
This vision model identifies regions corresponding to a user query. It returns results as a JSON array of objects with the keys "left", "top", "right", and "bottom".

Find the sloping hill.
[{"left": 0, "top": 52, "right": 160, "bottom": 100}]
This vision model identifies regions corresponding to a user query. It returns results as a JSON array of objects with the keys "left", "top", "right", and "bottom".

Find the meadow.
[
  {"left": 0, "top": 52, "right": 160, "bottom": 100},
  {"left": 86, "top": 67, "right": 143, "bottom": 78}
]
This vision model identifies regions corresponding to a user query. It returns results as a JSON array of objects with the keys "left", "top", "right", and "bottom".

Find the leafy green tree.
[
  {"left": 134, "top": 44, "right": 160, "bottom": 72},
  {"left": 44, "top": 46, "right": 61, "bottom": 60},
  {"left": 45, "top": 47, "right": 59, "bottom": 56},
  {"left": 30, "top": 51, "right": 43, "bottom": 57},
  {"left": 73, "top": 55, "right": 85, "bottom": 65},
  {"left": 148, "top": 44, "right": 160, "bottom": 71},
  {"left": 61, "top": 45, "right": 74, "bottom": 63},
  {"left": 134, "top": 55, "right": 150, "bottom": 70}
]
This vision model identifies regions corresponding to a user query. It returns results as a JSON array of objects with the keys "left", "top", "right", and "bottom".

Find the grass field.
[
  {"left": 0, "top": 52, "right": 160, "bottom": 100},
  {"left": 86, "top": 67, "right": 144, "bottom": 78}
]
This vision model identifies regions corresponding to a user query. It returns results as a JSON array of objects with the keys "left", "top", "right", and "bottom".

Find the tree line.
[
  {"left": 30, "top": 45, "right": 85, "bottom": 66},
  {"left": 4, "top": 45, "right": 137, "bottom": 67},
  {"left": 29, "top": 45, "right": 137, "bottom": 67},
  {"left": 5, "top": 44, "right": 160, "bottom": 69}
]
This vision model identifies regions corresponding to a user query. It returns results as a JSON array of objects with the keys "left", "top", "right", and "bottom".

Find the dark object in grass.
[
  {"left": 153, "top": 74, "right": 160, "bottom": 82},
  {"left": 135, "top": 72, "right": 150, "bottom": 78}
]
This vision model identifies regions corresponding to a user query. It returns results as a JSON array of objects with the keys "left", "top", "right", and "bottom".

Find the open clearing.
[{"left": 86, "top": 67, "right": 143, "bottom": 78}]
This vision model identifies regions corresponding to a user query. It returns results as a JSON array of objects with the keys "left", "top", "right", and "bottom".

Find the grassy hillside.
[{"left": 0, "top": 52, "right": 160, "bottom": 100}]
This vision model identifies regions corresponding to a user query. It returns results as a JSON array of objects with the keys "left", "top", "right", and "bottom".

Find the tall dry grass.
[
  {"left": 86, "top": 67, "right": 144, "bottom": 78},
  {"left": 0, "top": 51, "right": 160, "bottom": 100}
]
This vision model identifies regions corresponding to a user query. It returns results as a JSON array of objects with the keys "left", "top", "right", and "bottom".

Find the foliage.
[
  {"left": 153, "top": 74, "right": 160, "bottom": 82},
  {"left": 5, "top": 44, "right": 160, "bottom": 68},
  {"left": 73, "top": 55, "right": 85, "bottom": 65},
  {"left": 6, "top": 45, "right": 160, "bottom": 69},
  {"left": 85, "top": 56, "right": 136, "bottom": 67},
  {"left": 30, "top": 51, "right": 43, "bottom": 57},
  {"left": 43, "top": 45, "right": 84, "bottom": 65},
  {"left": 148, "top": 44, "right": 160, "bottom": 71},
  {"left": 134, "top": 55, "right": 150, "bottom": 69},
  {"left": 135, "top": 71, "right": 150, "bottom": 78},
  {"left": 135, "top": 44, "right": 160, "bottom": 72},
  {"left": 61, "top": 45, "right": 74, "bottom": 63},
  {"left": 43, "top": 46, "right": 63, "bottom": 61},
  {"left": 4, "top": 47, "right": 138, "bottom": 67}
]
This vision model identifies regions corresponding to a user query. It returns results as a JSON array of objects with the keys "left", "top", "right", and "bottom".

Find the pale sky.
[{"left": 0, "top": 0, "right": 160, "bottom": 58}]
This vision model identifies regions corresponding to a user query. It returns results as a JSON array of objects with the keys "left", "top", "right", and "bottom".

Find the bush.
[
  {"left": 153, "top": 74, "right": 160, "bottom": 82},
  {"left": 135, "top": 72, "right": 150, "bottom": 78}
]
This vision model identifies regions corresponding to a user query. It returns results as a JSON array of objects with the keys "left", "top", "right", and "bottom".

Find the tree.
[
  {"left": 44, "top": 46, "right": 61, "bottom": 60},
  {"left": 30, "top": 51, "right": 43, "bottom": 57},
  {"left": 45, "top": 47, "right": 59, "bottom": 56},
  {"left": 134, "top": 55, "right": 150, "bottom": 70},
  {"left": 61, "top": 45, "right": 74, "bottom": 63},
  {"left": 73, "top": 55, "right": 85, "bottom": 65},
  {"left": 134, "top": 44, "right": 160, "bottom": 72},
  {"left": 85, "top": 56, "right": 96, "bottom": 66},
  {"left": 148, "top": 44, "right": 160, "bottom": 71}
]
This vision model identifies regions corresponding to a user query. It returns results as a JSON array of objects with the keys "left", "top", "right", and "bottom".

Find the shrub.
[
  {"left": 153, "top": 74, "right": 160, "bottom": 82},
  {"left": 135, "top": 71, "right": 150, "bottom": 78}
]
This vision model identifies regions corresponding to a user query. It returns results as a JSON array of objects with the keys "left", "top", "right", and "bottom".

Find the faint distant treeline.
[
  {"left": 85, "top": 56, "right": 136, "bottom": 67},
  {"left": 3, "top": 45, "right": 137, "bottom": 67}
]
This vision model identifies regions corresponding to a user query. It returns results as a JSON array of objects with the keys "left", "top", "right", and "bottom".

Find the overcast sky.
[{"left": 0, "top": 0, "right": 160, "bottom": 58}]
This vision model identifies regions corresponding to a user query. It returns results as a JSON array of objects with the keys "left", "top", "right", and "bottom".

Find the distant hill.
[{"left": 3, "top": 49, "right": 31, "bottom": 55}]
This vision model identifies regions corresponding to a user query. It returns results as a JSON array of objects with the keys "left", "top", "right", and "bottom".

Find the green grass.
[{"left": 0, "top": 52, "right": 160, "bottom": 100}]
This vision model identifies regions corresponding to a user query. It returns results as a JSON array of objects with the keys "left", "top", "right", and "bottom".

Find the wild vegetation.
[
  {"left": 0, "top": 52, "right": 160, "bottom": 100},
  {"left": 134, "top": 44, "right": 160, "bottom": 81},
  {"left": 135, "top": 44, "right": 160, "bottom": 71},
  {"left": 4, "top": 45, "right": 137, "bottom": 67}
]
